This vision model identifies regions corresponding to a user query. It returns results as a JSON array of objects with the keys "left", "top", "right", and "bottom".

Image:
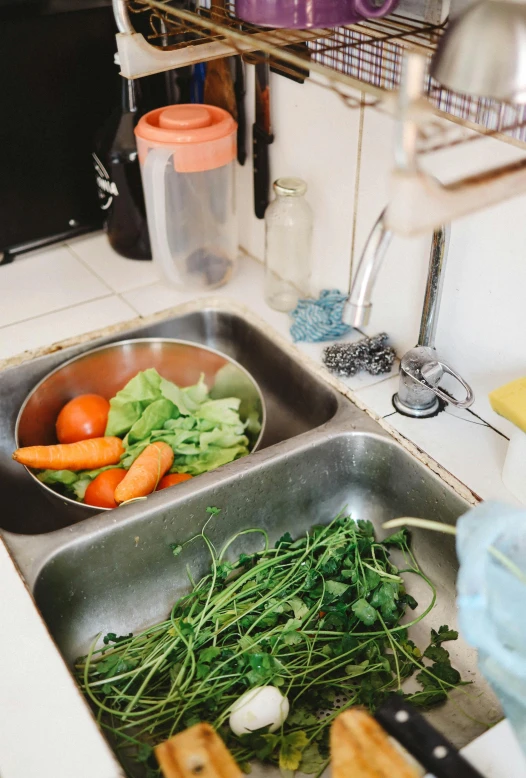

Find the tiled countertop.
[{"left": 1, "top": 233, "right": 525, "bottom": 778}]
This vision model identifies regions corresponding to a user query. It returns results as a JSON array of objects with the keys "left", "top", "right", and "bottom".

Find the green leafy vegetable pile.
[
  {"left": 75, "top": 512, "right": 464, "bottom": 777},
  {"left": 38, "top": 369, "right": 255, "bottom": 501}
]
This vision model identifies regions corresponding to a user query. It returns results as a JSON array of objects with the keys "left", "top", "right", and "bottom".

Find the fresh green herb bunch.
[{"left": 75, "top": 512, "right": 463, "bottom": 778}]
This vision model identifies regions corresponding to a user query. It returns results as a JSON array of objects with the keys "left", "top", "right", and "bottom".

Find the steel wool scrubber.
[{"left": 323, "top": 333, "right": 396, "bottom": 377}]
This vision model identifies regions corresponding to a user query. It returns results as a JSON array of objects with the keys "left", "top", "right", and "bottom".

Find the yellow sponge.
[{"left": 489, "top": 377, "right": 526, "bottom": 433}]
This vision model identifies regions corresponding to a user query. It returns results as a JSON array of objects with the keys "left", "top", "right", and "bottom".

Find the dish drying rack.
[
  {"left": 116, "top": 0, "right": 526, "bottom": 232},
  {"left": 117, "top": 0, "right": 526, "bottom": 151}
]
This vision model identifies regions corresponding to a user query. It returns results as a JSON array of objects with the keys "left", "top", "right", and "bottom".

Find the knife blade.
[{"left": 253, "top": 55, "right": 274, "bottom": 219}]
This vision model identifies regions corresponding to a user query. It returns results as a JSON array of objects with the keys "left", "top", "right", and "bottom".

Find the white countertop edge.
[{"left": 0, "top": 539, "right": 124, "bottom": 778}]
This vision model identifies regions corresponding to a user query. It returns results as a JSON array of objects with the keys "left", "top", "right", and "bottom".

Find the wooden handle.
[
  {"left": 155, "top": 723, "right": 243, "bottom": 778},
  {"left": 331, "top": 709, "right": 421, "bottom": 778},
  {"left": 210, "top": 0, "right": 225, "bottom": 23}
]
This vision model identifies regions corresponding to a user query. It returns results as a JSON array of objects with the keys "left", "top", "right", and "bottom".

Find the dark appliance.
[{"left": 0, "top": 0, "right": 120, "bottom": 263}]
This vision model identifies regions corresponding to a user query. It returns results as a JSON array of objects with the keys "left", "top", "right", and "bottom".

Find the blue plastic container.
[{"left": 457, "top": 501, "right": 526, "bottom": 754}]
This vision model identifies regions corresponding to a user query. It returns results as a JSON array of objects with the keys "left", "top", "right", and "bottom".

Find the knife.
[
  {"left": 375, "top": 696, "right": 486, "bottom": 778},
  {"left": 234, "top": 56, "right": 247, "bottom": 166},
  {"left": 253, "top": 55, "right": 274, "bottom": 219}
]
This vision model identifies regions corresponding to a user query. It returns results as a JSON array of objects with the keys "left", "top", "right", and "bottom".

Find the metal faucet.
[{"left": 344, "top": 210, "right": 474, "bottom": 418}]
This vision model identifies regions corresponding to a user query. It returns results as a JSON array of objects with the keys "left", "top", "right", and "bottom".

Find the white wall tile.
[
  {"left": 355, "top": 375, "right": 519, "bottom": 503},
  {"left": 353, "top": 108, "right": 526, "bottom": 437},
  {"left": 0, "top": 247, "right": 110, "bottom": 328},
  {"left": 421, "top": 138, "right": 526, "bottom": 436},
  {"left": 237, "top": 69, "right": 362, "bottom": 294},
  {"left": 352, "top": 108, "right": 432, "bottom": 354},
  {"left": 122, "top": 254, "right": 291, "bottom": 334},
  {"left": 0, "top": 296, "right": 137, "bottom": 361},
  {"left": 68, "top": 233, "right": 160, "bottom": 293}
]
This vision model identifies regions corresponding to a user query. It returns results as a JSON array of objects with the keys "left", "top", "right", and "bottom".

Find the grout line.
[
  {"left": 65, "top": 243, "right": 116, "bottom": 295},
  {"left": 0, "top": 294, "right": 116, "bottom": 332},
  {"left": 117, "top": 289, "right": 145, "bottom": 317},
  {"left": 347, "top": 93, "right": 366, "bottom": 296},
  {"left": 117, "top": 281, "right": 161, "bottom": 295},
  {"left": 239, "top": 245, "right": 264, "bottom": 266},
  {"left": 444, "top": 407, "right": 496, "bottom": 428},
  {"left": 352, "top": 370, "right": 399, "bottom": 392},
  {"left": 465, "top": 407, "right": 510, "bottom": 440},
  {"left": 65, "top": 238, "right": 165, "bottom": 297}
]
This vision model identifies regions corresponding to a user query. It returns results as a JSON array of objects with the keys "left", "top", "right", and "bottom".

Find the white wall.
[
  {"left": 238, "top": 67, "right": 526, "bottom": 437},
  {"left": 237, "top": 68, "right": 361, "bottom": 294}
]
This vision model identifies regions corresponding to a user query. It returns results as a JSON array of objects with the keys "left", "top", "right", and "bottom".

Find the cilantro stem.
[{"left": 75, "top": 512, "right": 464, "bottom": 778}]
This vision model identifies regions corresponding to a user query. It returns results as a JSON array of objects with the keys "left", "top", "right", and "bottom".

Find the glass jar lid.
[{"left": 273, "top": 177, "right": 308, "bottom": 197}]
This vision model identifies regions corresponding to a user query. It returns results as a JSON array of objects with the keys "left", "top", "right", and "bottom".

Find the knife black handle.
[
  {"left": 234, "top": 57, "right": 247, "bottom": 166},
  {"left": 375, "top": 696, "right": 485, "bottom": 778},
  {"left": 253, "top": 122, "right": 274, "bottom": 220}
]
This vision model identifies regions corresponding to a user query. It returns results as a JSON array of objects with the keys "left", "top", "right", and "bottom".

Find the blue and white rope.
[{"left": 290, "top": 290, "right": 352, "bottom": 343}]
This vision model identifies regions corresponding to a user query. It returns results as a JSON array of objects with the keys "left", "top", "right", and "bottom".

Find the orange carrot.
[
  {"left": 13, "top": 437, "right": 124, "bottom": 471},
  {"left": 114, "top": 442, "right": 174, "bottom": 505}
]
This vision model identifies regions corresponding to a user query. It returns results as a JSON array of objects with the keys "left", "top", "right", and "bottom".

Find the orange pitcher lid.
[
  {"left": 135, "top": 104, "right": 236, "bottom": 144},
  {"left": 135, "top": 104, "right": 237, "bottom": 172}
]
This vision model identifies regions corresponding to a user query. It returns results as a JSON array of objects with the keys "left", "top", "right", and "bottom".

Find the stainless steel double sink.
[{"left": 0, "top": 308, "right": 500, "bottom": 755}]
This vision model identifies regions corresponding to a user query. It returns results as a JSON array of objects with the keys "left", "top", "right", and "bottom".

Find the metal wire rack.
[{"left": 124, "top": 0, "right": 526, "bottom": 151}]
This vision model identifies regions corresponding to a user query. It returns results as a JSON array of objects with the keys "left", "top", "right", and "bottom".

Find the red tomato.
[
  {"left": 156, "top": 473, "right": 193, "bottom": 491},
  {"left": 84, "top": 469, "right": 127, "bottom": 509},
  {"left": 56, "top": 394, "right": 110, "bottom": 444}
]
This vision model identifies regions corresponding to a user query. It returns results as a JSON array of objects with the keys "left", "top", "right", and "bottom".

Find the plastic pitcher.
[
  {"left": 457, "top": 501, "right": 526, "bottom": 755},
  {"left": 135, "top": 104, "right": 238, "bottom": 290}
]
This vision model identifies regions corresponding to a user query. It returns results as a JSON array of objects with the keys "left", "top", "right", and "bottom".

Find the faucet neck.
[
  {"left": 344, "top": 209, "right": 392, "bottom": 328},
  {"left": 418, "top": 225, "right": 450, "bottom": 350}
]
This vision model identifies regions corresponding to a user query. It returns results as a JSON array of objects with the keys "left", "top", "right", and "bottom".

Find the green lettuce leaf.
[
  {"left": 172, "top": 444, "right": 248, "bottom": 476},
  {"left": 199, "top": 427, "right": 249, "bottom": 450},
  {"left": 164, "top": 416, "right": 197, "bottom": 431},
  {"left": 127, "top": 398, "right": 177, "bottom": 444},
  {"left": 182, "top": 374, "right": 208, "bottom": 406},
  {"left": 159, "top": 377, "right": 193, "bottom": 416},
  {"left": 197, "top": 398, "right": 243, "bottom": 426},
  {"left": 37, "top": 465, "right": 121, "bottom": 501},
  {"left": 37, "top": 469, "right": 78, "bottom": 487},
  {"left": 105, "top": 368, "right": 163, "bottom": 436}
]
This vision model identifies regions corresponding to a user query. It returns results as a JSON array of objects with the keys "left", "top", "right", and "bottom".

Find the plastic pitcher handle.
[
  {"left": 354, "top": 0, "right": 399, "bottom": 18},
  {"left": 143, "top": 147, "right": 183, "bottom": 288}
]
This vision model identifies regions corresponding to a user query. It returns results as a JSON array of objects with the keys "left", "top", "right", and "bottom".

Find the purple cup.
[{"left": 236, "top": 0, "right": 399, "bottom": 28}]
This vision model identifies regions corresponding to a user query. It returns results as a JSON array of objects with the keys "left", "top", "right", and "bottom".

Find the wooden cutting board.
[{"left": 156, "top": 710, "right": 421, "bottom": 778}]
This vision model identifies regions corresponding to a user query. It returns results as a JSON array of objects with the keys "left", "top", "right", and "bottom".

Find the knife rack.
[
  {"left": 115, "top": 0, "right": 526, "bottom": 232},
  {"left": 115, "top": 0, "right": 526, "bottom": 153}
]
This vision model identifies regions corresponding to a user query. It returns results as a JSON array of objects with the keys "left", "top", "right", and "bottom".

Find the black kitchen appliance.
[
  {"left": 0, "top": 0, "right": 120, "bottom": 263},
  {"left": 93, "top": 57, "right": 152, "bottom": 261}
]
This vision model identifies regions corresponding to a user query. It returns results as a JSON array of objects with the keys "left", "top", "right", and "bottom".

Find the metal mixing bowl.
[{"left": 15, "top": 338, "right": 266, "bottom": 511}]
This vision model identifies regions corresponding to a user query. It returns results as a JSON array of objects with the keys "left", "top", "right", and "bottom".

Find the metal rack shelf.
[{"left": 118, "top": 0, "right": 526, "bottom": 151}]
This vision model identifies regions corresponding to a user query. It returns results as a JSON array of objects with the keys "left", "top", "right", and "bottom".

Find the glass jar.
[{"left": 264, "top": 178, "right": 314, "bottom": 312}]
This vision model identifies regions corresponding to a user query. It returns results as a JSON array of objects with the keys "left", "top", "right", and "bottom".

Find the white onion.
[{"left": 229, "top": 686, "right": 290, "bottom": 736}]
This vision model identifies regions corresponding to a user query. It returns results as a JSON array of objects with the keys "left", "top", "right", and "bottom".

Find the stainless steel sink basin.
[
  {"left": 0, "top": 308, "right": 338, "bottom": 535},
  {"left": 1, "top": 305, "right": 500, "bottom": 769},
  {"left": 9, "top": 423, "right": 500, "bottom": 753}
]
